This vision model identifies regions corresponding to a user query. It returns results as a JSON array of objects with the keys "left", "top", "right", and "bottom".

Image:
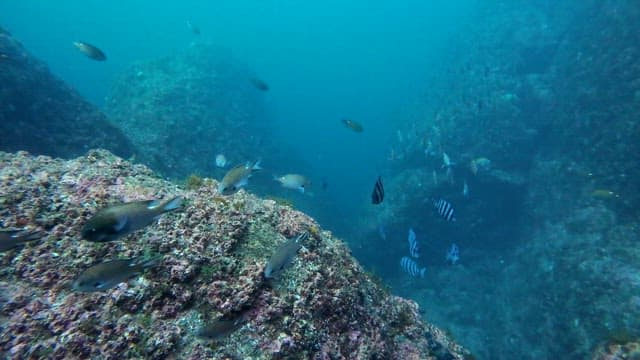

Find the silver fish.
[
  {"left": 264, "top": 232, "right": 307, "bottom": 279},
  {"left": 73, "top": 41, "right": 107, "bottom": 61},
  {"left": 73, "top": 255, "right": 162, "bottom": 292},
  {"left": 274, "top": 174, "right": 310, "bottom": 193},
  {"left": 0, "top": 229, "right": 43, "bottom": 252},
  {"left": 218, "top": 160, "right": 261, "bottom": 195},
  {"left": 82, "top": 196, "right": 183, "bottom": 242}
]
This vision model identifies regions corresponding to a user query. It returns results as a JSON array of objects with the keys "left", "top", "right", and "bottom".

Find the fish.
[
  {"left": 72, "top": 255, "right": 163, "bottom": 292},
  {"left": 250, "top": 77, "right": 269, "bottom": 91},
  {"left": 407, "top": 228, "right": 420, "bottom": 258},
  {"left": 442, "top": 152, "right": 455, "bottom": 169},
  {"left": 264, "top": 232, "right": 307, "bottom": 279},
  {"left": 197, "top": 316, "right": 245, "bottom": 341},
  {"left": 433, "top": 198, "right": 456, "bottom": 221},
  {"left": 218, "top": 160, "right": 261, "bottom": 195},
  {"left": 432, "top": 170, "right": 438, "bottom": 185},
  {"left": 371, "top": 176, "right": 384, "bottom": 205},
  {"left": 446, "top": 244, "right": 460, "bottom": 265},
  {"left": 400, "top": 256, "right": 426, "bottom": 278},
  {"left": 0, "top": 229, "right": 44, "bottom": 252},
  {"left": 463, "top": 180, "right": 469, "bottom": 198},
  {"left": 186, "top": 20, "right": 201, "bottom": 35},
  {"left": 591, "top": 189, "right": 619, "bottom": 199},
  {"left": 469, "top": 157, "right": 491, "bottom": 175},
  {"left": 81, "top": 196, "right": 183, "bottom": 242},
  {"left": 274, "top": 174, "right": 311, "bottom": 193},
  {"left": 341, "top": 119, "right": 363, "bottom": 133},
  {"left": 215, "top": 154, "right": 227, "bottom": 168},
  {"left": 73, "top": 41, "right": 107, "bottom": 61},
  {"left": 377, "top": 224, "right": 387, "bottom": 241}
]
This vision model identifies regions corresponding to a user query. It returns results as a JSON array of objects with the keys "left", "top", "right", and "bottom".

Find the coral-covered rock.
[{"left": 0, "top": 149, "right": 469, "bottom": 359}]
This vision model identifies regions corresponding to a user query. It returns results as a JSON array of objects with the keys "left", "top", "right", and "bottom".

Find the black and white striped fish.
[
  {"left": 433, "top": 198, "right": 456, "bottom": 221},
  {"left": 407, "top": 228, "right": 420, "bottom": 258},
  {"left": 400, "top": 256, "right": 426, "bottom": 278},
  {"left": 371, "top": 176, "right": 384, "bottom": 205}
]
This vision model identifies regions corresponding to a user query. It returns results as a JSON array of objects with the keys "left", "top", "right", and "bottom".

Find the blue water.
[{"left": 3, "top": 1, "right": 639, "bottom": 359}]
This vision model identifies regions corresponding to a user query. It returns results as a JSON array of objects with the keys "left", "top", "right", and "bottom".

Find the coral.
[{"left": 0, "top": 149, "right": 468, "bottom": 359}]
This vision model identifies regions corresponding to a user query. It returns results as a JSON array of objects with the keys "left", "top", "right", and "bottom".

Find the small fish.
[
  {"left": 274, "top": 174, "right": 310, "bottom": 193},
  {"left": 215, "top": 154, "right": 227, "bottom": 168},
  {"left": 371, "top": 176, "right": 384, "bottom": 205},
  {"left": 197, "top": 316, "right": 245, "bottom": 341},
  {"left": 377, "top": 224, "right": 387, "bottom": 241},
  {"left": 407, "top": 228, "right": 420, "bottom": 258},
  {"left": 432, "top": 170, "right": 438, "bottom": 185},
  {"left": 250, "top": 77, "right": 269, "bottom": 91},
  {"left": 341, "top": 119, "right": 363, "bottom": 133},
  {"left": 463, "top": 180, "right": 469, "bottom": 198},
  {"left": 400, "top": 256, "right": 426, "bottom": 278},
  {"left": 218, "top": 160, "right": 261, "bottom": 195},
  {"left": 82, "top": 196, "right": 183, "bottom": 242},
  {"left": 591, "top": 189, "right": 619, "bottom": 199},
  {"left": 442, "top": 152, "right": 455, "bottom": 169},
  {"left": 186, "top": 20, "right": 201, "bottom": 35},
  {"left": 469, "top": 157, "right": 491, "bottom": 175},
  {"left": 446, "top": 244, "right": 460, "bottom": 265},
  {"left": 72, "top": 255, "right": 162, "bottom": 292},
  {"left": 0, "top": 229, "right": 44, "bottom": 252},
  {"left": 433, "top": 198, "right": 456, "bottom": 221},
  {"left": 73, "top": 41, "right": 107, "bottom": 61},
  {"left": 264, "top": 232, "right": 307, "bottom": 279}
]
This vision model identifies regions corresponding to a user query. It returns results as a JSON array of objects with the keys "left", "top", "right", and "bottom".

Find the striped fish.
[
  {"left": 433, "top": 198, "right": 456, "bottom": 221},
  {"left": 371, "top": 176, "right": 384, "bottom": 205},
  {"left": 407, "top": 228, "right": 420, "bottom": 258},
  {"left": 400, "top": 256, "right": 426, "bottom": 278}
]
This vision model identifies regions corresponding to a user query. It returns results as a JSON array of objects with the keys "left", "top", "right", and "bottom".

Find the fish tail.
[
  {"left": 135, "top": 254, "right": 164, "bottom": 270},
  {"left": 252, "top": 159, "right": 262, "bottom": 171},
  {"left": 161, "top": 196, "right": 183, "bottom": 212}
]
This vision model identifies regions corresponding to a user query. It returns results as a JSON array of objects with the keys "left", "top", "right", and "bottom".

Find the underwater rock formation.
[
  {"left": 0, "top": 149, "right": 469, "bottom": 359},
  {"left": 105, "top": 42, "right": 276, "bottom": 180},
  {"left": 0, "top": 28, "right": 134, "bottom": 159}
]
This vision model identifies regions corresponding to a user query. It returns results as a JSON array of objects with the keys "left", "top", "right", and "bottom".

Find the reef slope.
[{"left": 0, "top": 149, "right": 468, "bottom": 359}]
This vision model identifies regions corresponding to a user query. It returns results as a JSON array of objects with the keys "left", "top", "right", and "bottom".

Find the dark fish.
[
  {"left": 250, "top": 77, "right": 269, "bottom": 91},
  {"left": 218, "top": 161, "right": 261, "bottom": 195},
  {"left": 433, "top": 198, "right": 456, "bottom": 221},
  {"left": 197, "top": 316, "right": 245, "bottom": 340},
  {"left": 371, "top": 176, "right": 384, "bottom": 205},
  {"left": 264, "top": 232, "right": 308, "bottom": 279},
  {"left": 0, "top": 229, "right": 44, "bottom": 252},
  {"left": 341, "top": 119, "right": 363, "bottom": 133},
  {"left": 400, "top": 256, "right": 426, "bottom": 278},
  {"left": 73, "top": 41, "right": 107, "bottom": 61},
  {"left": 186, "top": 20, "right": 201, "bottom": 35},
  {"left": 82, "top": 196, "right": 183, "bottom": 242},
  {"left": 407, "top": 228, "right": 420, "bottom": 258},
  {"left": 72, "top": 255, "right": 162, "bottom": 292}
]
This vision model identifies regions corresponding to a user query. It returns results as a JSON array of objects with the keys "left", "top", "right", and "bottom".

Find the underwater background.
[{"left": 1, "top": 0, "right": 639, "bottom": 359}]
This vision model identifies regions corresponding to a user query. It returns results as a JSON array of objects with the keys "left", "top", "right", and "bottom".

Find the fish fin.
[
  {"left": 420, "top": 268, "right": 426, "bottom": 277},
  {"left": 298, "top": 186, "right": 305, "bottom": 194},
  {"left": 114, "top": 215, "right": 128, "bottom": 232},
  {"left": 251, "top": 159, "right": 262, "bottom": 171},
  {"left": 161, "top": 196, "right": 183, "bottom": 212},
  {"left": 133, "top": 254, "right": 164, "bottom": 270}
]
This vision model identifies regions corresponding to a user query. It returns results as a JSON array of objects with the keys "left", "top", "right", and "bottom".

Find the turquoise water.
[{"left": 2, "top": 1, "right": 639, "bottom": 359}]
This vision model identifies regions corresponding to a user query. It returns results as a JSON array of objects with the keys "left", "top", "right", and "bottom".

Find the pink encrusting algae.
[{"left": 0, "top": 149, "right": 470, "bottom": 359}]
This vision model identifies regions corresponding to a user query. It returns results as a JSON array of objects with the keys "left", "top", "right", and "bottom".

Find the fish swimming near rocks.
[
  {"left": 371, "top": 176, "right": 384, "bottom": 205},
  {"left": 433, "top": 198, "right": 456, "bottom": 222},
  {"left": 400, "top": 256, "right": 426, "bottom": 278},
  {"left": 0, "top": 229, "right": 44, "bottom": 252},
  {"left": 197, "top": 315, "right": 245, "bottom": 341},
  {"left": 72, "top": 255, "right": 163, "bottom": 292},
  {"left": 82, "top": 196, "right": 183, "bottom": 242},
  {"left": 218, "top": 160, "right": 261, "bottom": 195},
  {"left": 274, "top": 174, "right": 310, "bottom": 193},
  {"left": 341, "top": 119, "right": 364, "bottom": 133},
  {"left": 408, "top": 228, "right": 420, "bottom": 258},
  {"left": 73, "top": 41, "right": 107, "bottom": 61},
  {"left": 264, "top": 232, "right": 308, "bottom": 279}
]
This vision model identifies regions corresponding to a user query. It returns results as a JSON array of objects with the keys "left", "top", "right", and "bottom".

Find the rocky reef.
[
  {"left": 105, "top": 42, "right": 277, "bottom": 180},
  {"left": 0, "top": 28, "right": 134, "bottom": 160},
  {"left": 0, "top": 149, "right": 469, "bottom": 359}
]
